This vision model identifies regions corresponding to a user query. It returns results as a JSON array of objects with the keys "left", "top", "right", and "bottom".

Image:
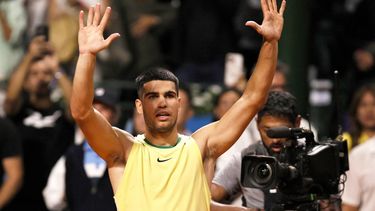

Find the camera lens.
[{"left": 253, "top": 163, "right": 273, "bottom": 185}]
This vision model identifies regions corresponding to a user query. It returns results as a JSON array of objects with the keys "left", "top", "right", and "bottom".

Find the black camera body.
[{"left": 241, "top": 127, "right": 349, "bottom": 210}]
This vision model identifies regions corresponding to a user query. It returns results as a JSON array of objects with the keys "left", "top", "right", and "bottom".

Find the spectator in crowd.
[
  {"left": 341, "top": 135, "right": 375, "bottom": 211},
  {"left": 343, "top": 83, "right": 375, "bottom": 150},
  {"left": 70, "top": 1, "right": 285, "bottom": 210},
  {"left": 124, "top": 106, "right": 146, "bottom": 136},
  {"left": 43, "top": 86, "right": 120, "bottom": 211},
  {"left": 0, "top": 117, "right": 23, "bottom": 210},
  {"left": 3, "top": 35, "right": 75, "bottom": 211},
  {"left": 211, "top": 91, "right": 301, "bottom": 210},
  {"left": 177, "top": 84, "right": 194, "bottom": 135}
]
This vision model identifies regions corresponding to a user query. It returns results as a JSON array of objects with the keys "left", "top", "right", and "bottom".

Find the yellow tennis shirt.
[{"left": 114, "top": 134, "right": 211, "bottom": 211}]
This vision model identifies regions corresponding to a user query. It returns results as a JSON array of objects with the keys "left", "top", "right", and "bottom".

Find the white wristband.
[{"left": 55, "top": 71, "right": 63, "bottom": 80}]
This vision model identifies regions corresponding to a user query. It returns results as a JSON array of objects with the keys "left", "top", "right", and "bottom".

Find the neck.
[
  {"left": 363, "top": 128, "right": 375, "bottom": 138},
  {"left": 144, "top": 129, "right": 179, "bottom": 146}
]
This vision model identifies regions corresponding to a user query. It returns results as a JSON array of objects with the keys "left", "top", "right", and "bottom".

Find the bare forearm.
[
  {"left": 70, "top": 53, "right": 96, "bottom": 119},
  {"left": 0, "top": 10, "right": 11, "bottom": 41},
  {"left": 4, "top": 53, "right": 33, "bottom": 115},
  {"left": 243, "top": 40, "right": 278, "bottom": 104},
  {"left": 0, "top": 176, "right": 22, "bottom": 208},
  {"left": 0, "top": 157, "right": 23, "bottom": 208},
  {"left": 342, "top": 204, "right": 359, "bottom": 211}
]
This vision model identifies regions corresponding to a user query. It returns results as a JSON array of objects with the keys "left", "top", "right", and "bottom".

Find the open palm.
[
  {"left": 246, "top": 0, "right": 286, "bottom": 42},
  {"left": 78, "top": 4, "right": 120, "bottom": 55}
]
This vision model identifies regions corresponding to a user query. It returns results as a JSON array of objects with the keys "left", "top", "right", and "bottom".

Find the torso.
[{"left": 112, "top": 134, "right": 211, "bottom": 211}]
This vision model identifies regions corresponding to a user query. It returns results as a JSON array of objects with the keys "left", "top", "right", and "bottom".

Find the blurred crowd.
[{"left": 0, "top": 0, "right": 375, "bottom": 210}]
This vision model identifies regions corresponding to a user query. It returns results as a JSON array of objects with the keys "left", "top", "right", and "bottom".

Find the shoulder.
[{"left": 350, "top": 137, "right": 375, "bottom": 158}]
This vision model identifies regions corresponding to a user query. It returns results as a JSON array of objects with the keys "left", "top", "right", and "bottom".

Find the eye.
[
  {"left": 165, "top": 92, "right": 177, "bottom": 98},
  {"left": 147, "top": 94, "right": 158, "bottom": 99}
]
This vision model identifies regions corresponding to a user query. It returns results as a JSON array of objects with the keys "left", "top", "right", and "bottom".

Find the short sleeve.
[
  {"left": 213, "top": 151, "right": 242, "bottom": 196},
  {"left": 341, "top": 152, "right": 361, "bottom": 207},
  {"left": 0, "top": 118, "right": 22, "bottom": 159}
]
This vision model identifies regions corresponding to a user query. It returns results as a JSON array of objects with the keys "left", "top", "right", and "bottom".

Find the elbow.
[
  {"left": 70, "top": 100, "right": 92, "bottom": 122},
  {"left": 243, "top": 93, "right": 268, "bottom": 112}
]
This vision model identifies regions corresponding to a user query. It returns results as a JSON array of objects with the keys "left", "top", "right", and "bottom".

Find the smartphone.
[
  {"left": 224, "top": 53, "right": 245, "bottom": 87},
  {"left": 35, "top": 25, "right": 49, "bottom": 41}
]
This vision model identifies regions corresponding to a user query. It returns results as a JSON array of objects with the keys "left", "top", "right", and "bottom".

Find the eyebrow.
[{"left": 144, "top": 90, "right": 177, "bottom": 97}]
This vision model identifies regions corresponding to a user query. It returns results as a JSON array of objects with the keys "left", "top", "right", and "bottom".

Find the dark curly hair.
[
  {"left": 258, "top": 91, "right": 299, "bottom": 124},
  {"left": 135, "top": 67, "right": 179, "bottom": 98}
]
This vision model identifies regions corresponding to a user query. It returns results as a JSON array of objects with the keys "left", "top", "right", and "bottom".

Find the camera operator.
[{"left": 211, "top": 90, "right": 301, "bottom": 210}]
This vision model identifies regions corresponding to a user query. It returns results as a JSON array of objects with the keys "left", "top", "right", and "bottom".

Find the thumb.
[
  {"left": 245, "top": 21, "right": 261, "bottom": 34},
  {"left": 104, "top": 33, "right": 121, "bottom": 47}
]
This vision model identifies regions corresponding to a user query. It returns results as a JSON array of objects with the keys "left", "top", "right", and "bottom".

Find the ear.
[
  {"left": 295, "top": 115, "right": 302, "bottom": 127},
  {"left": 135, "top": 99, "right": 143, "bottom": 114}
]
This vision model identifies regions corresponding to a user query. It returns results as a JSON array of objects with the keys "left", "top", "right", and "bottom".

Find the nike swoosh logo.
[{"left": 157, "top": 157, "right": 172, "bottom": 162}]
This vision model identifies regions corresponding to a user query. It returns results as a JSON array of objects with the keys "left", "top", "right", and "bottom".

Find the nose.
[
  {"left": 158, "top": 96, "right": 167, "bottom": 107},
  {"left": 271, "top": 138, "right": 282, "bottom": 144}
]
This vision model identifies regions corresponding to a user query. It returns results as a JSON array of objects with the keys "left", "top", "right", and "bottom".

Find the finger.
[
  {"left": 271, "top": 0, "right": 277, "bottom": 11},
  {"left": 104, "top": 33, "right": 121, "bottom": 47},
  {"left": 99, "top": 7, "right": 112, "bottom": 30},
  {"left": 93, "top": 3, "right": 101, "bottom": 26},
  {"left": 279, "top": 0, "right": 286, "bottom": 16},
  {"left": 245, "top": 21, "right": 261, "bottom": 34},
  {"left": 79, "top": 10, "right": 84, "bottom": 29},
  {"left": 87, "top": 6, "right": 94, "bottom": 26},
  {"left": 266, "top": 0, "right": 273, "bottom": 11},
  {"left": 260, "top": 0, "right": 268, "bottom": 15}
]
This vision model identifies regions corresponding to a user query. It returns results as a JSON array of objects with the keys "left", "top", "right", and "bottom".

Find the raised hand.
[
  {"left": 245, "top": 0, "right": 286, "bottom": 42},
  {"left": 78, "top": 4, "right": 120, "bottom": 55}
]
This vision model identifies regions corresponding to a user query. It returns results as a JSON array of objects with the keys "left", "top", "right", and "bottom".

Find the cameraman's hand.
[{"left": 78, "top": 4, "right": 120, "bottom": 55}]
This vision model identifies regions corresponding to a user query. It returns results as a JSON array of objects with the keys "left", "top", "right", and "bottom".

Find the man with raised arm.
[{"left": 70, "top": 0, "right": 286, "bottom": 210}]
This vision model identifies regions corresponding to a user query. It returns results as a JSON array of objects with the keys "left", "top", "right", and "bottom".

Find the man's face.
[
  {"left": 257, "top": 115, "right": 297, "bottom": 154},
  {"left": 136, "top": 80, "right": 179, "bottom": 133},
  {"left": 24, "top": 56, "right": 54, "bottom": 98},
  {"left": 214, "top": 90, "right": 240, "bottom": 120},
  {"left": 271, "top": 71, "right": 287, "bottom": 91},
  {"left": 177, "top": 89, "right": 193, "bottom": 132}
]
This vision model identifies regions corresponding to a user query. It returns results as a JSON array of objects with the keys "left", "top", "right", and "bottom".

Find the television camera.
[{"left": 241, "top": 127, "right": 349, "bottom": 210}]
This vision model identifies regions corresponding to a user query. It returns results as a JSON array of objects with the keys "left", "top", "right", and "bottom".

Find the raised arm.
[
  {"left": 70, "top": 4, "right": 127, "bottom": 165},
  {"left": 193, "top": 0, "right": 286, "bottom": 158},
  {"left": 4, "top": 36, "right": 47, "bottom": 115}
]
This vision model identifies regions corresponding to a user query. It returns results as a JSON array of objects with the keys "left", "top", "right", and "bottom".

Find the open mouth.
[
  {"left": 271, "top": 143, "right": 283, "bottom": 152},
  {"left": 156, "top": 112, "right": 170, "bottom": 121}
]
